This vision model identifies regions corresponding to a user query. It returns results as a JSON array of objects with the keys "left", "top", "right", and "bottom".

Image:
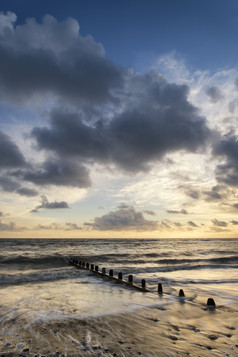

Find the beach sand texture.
[{"left": 0, "top": 279, "right": 237, "bottom": 356}]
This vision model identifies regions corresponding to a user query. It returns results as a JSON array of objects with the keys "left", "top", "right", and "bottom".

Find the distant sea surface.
[{"left": 0, "top": 238, "right": 237, "bottom": 310}]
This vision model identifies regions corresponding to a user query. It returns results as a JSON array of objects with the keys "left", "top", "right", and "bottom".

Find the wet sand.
[{"left": 1, "top": 296, "right": 237, "bottom": 357}]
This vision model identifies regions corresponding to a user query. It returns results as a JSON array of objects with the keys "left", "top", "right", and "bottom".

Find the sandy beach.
[{"left": 1, "top": 292, "right": 237, "bottom": 357}]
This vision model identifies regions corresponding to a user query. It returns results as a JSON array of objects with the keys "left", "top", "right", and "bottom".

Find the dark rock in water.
[
  {"left": 207, "top": 297, "right": 216, "bottom": 308},
  {"left": 179, "top": 289, "right": 185, "bottom": 297}
]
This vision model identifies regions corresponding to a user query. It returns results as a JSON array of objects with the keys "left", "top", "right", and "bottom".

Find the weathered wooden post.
[
  {"left": 141, "top": 279, "right": 146, "bottom": 289},
  {"left": 91, "top": 264, "right": 94, "bottom": 271},
  {"left": 102, "top": 267, "right": 106, "bottom": 275},
  {"left": 86, "top": 263, "right": 89, "bottom": 269},
  {"left": 82, "top": 262, "right": 85, "bottom": 267},
  {"left": 179, "top": 289, "right": 185, "bottom": 297},
  {"left": 158, "top": 282, "right": 163, "bottom": 294},
  {"left": 128, "top": 275, "right": 133, "bottom": 284},
  {"left": 207, "top": 297, "right": 216, "bottom": 308},
  {"left": 109, "top": 269, "right": 113, "bottom": 277},
  {"left": 118, "top": 272, "right": 123, "bottom": 280},
  {"left": 95, "top": 265, "right": 99, "bottom": 272}
]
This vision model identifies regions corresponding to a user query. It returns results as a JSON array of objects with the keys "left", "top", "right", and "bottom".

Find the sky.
[{"left": 1, "top": 0, "right": 238, "bottom": 238}]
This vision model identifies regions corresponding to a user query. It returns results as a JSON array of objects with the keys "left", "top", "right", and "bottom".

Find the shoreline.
[{"left": 1, "top": 298, "right": 237, "bottom": 357}]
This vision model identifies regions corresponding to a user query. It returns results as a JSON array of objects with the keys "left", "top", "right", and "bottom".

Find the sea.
[{"left": 0, "top": 238, "right": 238, "bottom": 356}]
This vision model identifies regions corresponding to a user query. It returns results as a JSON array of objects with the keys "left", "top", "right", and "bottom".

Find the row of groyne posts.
[{"left": 69, "top": 258, "right": 216, "bottom": 309}]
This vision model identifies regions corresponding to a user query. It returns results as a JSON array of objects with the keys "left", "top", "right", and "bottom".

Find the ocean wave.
[
  {"left": 0, "top": 255, "right": 69, "bottom": 268},
  {"left": 72, "top": 253, "right": 238, "bottom": 263},
  {"left": 0, "top": 267, "right": 81, "bottom": 286},
  {"left": 151, "top": 276, "right": 238, "bottom": 285},
  {"left": 152, "top": 256, "right": 238, "bottom": 265},
  {"left": 114, "top": 264, "right": 238, "bottom": 276}
]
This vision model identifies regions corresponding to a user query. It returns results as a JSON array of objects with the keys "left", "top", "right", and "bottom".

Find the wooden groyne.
[
  {"left": 69, "top": 258, "right": 150, "bottom": 292},
  {"left": 69, "top": 258, "right": 216, "bottom": 308}
]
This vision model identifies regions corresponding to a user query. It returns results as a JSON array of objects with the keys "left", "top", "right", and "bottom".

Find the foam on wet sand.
[{"left": 0, "top": 281, "right": 237, "bottom": 356}]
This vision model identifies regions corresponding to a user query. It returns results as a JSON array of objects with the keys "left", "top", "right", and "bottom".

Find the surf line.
[{"left": 69, "top": 258, "right": 217, "bottom": 309}]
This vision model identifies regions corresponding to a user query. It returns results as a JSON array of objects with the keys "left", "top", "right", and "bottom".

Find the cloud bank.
[
  {"left": 84, "top": 204, "right": 158, "bottom": 231},
  {"left": 0, "top": 11, "right": 213, "bottom": 195}
]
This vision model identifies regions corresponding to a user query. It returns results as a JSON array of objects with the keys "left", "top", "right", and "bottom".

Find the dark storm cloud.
[
  {"left": 16, "top": 187, "right": 38, "bottom": 197},
  {"left": 32, "top": 195, "right": 69, "bottom": 212},
  {"left": 0, "top": 12, "right": 213, "bottom": 189},
  {"left": 167, "top": 209, "right": 188, "bottom": 214},
  {"left": 84, "top": 204, "right": 158, "bottom": 231},
  {"left": 0, "top": 175, "right": 38, "bottom": 196},
  {"left": 213, "top": 135, "right": 238, "bottom": 187},
  {"left": 231, "top": 220, "right": 238, "bottom": 225},
  {"left": 32, "top": 71, "right": 211, "bottom": 174},
  {"left": 212, "top": 218, "right": 228, "bottom": 227},
  {"left": 206, "top": 86, "right": 223, "bottom": 103},
  {"left": 0, "top": 13, "right": 123, "bottom": 106},
  {"left": 0, "top": 175, "right": 21, "bottom": 192},
  {"left": 232, "top": 203, "right": 238, "bottom": 209},
  {"left": 0, "top": 130, "right": 26, "bottom": 168},
  {"left": 18, "top": 158, "right": 91, "bottom": 188}
]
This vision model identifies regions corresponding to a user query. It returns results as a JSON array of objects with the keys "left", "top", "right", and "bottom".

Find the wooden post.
[
  {"left": 179, "top": 289, "right": 185, "bottom": 297},
  {"left": 207, "top": 297, "right": 216, "bottom": 308},
  {"left": 109, "top": 269, "right": 113, "bottom": 277},
  {"left": 128, "top": 275, "right": 133, "bottom": 284},
  {"left": 91, "top": 264, "right": 94, "bottom": 271},
  {"left": 118, "top": 272, "right": 123, "bottom": 280},
  {"left": 86, "top": 263, "right": 89, "bottom": 269},
  {"left": 102, "top": 267, "right": 106, "bottom": 275},
  {"left": 95, "top": 265, "right": 99, "bottom": 272},
  {"left": 82, "top": 262, "right": 85, "bottom": 267},
  {"left": 141, "top": 279, "right": 146, "bottom": 289},
  {"left": 79, "top": 261, "right": 81, "bottom": 266},
  {"left": 158, "top": 282, "right": 163, "bottom": 294}
]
